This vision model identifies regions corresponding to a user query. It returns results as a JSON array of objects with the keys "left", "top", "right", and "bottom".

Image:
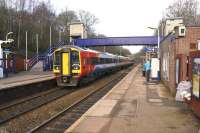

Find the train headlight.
[
  {"left": 54, "top": 66, "right": 59, "bottom": 70},
  {"left": 72, "top": 64, "right": 80, "bottom": 70}
]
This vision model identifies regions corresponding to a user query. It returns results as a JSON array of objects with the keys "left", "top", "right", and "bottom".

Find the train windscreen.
[
  {"left": 54, "top": 51, "right": 60, "bottom": 65},
  {"left": 71, "top": 51, "right": 79, "bottom": 64}
]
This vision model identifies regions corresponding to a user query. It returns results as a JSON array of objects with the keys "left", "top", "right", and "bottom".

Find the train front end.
[{"left": 53, "top": 46, "right": 81, "bottom": 86}]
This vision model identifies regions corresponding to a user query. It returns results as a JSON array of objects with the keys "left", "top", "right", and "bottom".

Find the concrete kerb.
[{"left": 0, "top": 74, "right": 55, "bottom": 90}]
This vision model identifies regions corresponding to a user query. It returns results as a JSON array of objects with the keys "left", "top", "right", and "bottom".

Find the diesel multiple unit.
[{"left": 53, "top": 45, "right": 132, "bottom": 86}]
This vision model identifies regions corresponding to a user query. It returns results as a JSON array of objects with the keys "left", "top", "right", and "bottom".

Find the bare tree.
[
  {"left": 56, "top": 9, "right": 78, "bottom": 41},
  {"left": 78, "top": 10, "right": 98, "bottom": 37},
  {"left": 165, "top": 0, "right": 200, "bottom": 26},
  {"left": 0, "top": 1, "right": 111, "bottom": 57}
]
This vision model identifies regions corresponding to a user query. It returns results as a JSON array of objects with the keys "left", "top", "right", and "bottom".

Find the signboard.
[
  {"left": 151, "top": 58, "right": 159, "bottom": 79},
  {"left": 192, "top": 58, "right": 200, "bottom": 98},
  {"left": 144, "top": 47, "right": 158, "bottom": 52},
  {"left": 198, "top": 40, "right": 200, "bottom": 50},
  {"left": 3, "top": 48, "right": 11, "bottom": 54}
]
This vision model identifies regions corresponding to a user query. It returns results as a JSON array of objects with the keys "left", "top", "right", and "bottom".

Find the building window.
[
  {"left": 190, "top": 43, "right": 197, "bottom": 49},
  {"left": 181, "top": 29, "right": 185, "bottom": 34}
]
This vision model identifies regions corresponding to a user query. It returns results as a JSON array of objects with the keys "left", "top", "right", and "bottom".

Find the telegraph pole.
[
  {"left": 49, "top": 25, "right": 52, "bottom": 70},
  {"left": 59, "top": 30, "right": 61, "bottom": 42}
]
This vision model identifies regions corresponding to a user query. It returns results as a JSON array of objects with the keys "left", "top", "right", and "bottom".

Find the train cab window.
[
  {"left": 54, "top": 51, "right": 60, "bottom": 65},
  {"left": 71, "top": 51, "right": 79, "bottom": 64}
]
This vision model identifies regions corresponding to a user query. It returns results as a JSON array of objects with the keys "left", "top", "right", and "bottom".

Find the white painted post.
[
  {"left": 49, "top": 26, "right": 52, "bottom": 70},
  {"left": 36, "top": 34, "right": 39, "bottom": 62},
  {"left": 0, "top": 41, "right": 3, "bottom": 78},
  {"left": 26, "top": 31, "right": 28, "bottom": 71},
  {"left": 50, "top": 26, "right": 52, "bottom": 50},
  {"left": 5, "top": 54, "right": 8, "bottom": 70}
]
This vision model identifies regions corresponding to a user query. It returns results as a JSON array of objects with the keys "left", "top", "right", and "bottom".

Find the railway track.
[
  {"left": 0, "top": 87, "right": 75, "bottom": 125},
  {"left": 0, "top": 66, "right": 133, "bottom": 132},
  {"left": 28, "top": 69, "right": 129, "bottom": 133}
]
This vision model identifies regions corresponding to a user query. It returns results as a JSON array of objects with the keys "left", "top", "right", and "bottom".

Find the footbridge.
[
  {"left": 72, "top": 36, "right": 161, "bottom": 47},
  {"left": 34, "top": 36, "right": 163, "bottom": 71}
]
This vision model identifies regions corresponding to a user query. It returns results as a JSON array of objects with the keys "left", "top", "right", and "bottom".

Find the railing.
[
  {"left": 27, "top": 55, "right": 37, "bottom": 69},
  {"left": 27, "top": 55, "right": 46, "bottom": 70},
  {"left": 27, "top": 40, "right": 66, "bottom": 71}
]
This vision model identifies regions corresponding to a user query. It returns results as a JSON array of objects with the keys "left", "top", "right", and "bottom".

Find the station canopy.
[{"left": 73, "top": 36, "right": 163, "bottom": 47}]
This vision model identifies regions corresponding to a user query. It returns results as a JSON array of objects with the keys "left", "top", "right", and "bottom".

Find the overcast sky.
[{"left": 50, "top": 0, "right": 179, "bottom": 53}]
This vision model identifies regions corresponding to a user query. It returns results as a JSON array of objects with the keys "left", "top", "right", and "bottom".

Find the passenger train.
[{"left": 53, "top": 45, "right": 133, "bottom": 86}]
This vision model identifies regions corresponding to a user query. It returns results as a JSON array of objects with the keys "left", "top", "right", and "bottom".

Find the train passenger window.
[
  {"left": 92, "top": 57, "right": 98, "bottom": 65},
  {"left": 109, "top": 58, "right": 112, "bottom": 63},
  {"left": 100, "top": 58, "right": 104, "bottom": 64},
  {"left": 71, "top": 51, "right": 79, "bottom": 64}
]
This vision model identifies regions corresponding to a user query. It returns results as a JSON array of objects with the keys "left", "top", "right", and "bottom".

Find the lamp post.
[
  {"left": 6, "top": 32, "right": 13, "bottom": 41},
  {"left": 25, "top": 31, "right": 28, "bottom": 71},
  {"left": 49, "top": 25, "right": 52, "bottom": 70},
  {"left": 148, "top": 27, "right": 161, "bottom": 80},
  {"left": 36, "top": 34, "right": 39, "bottom": 62},
  {"left": 147, "top": 27, "right": 160, "bottom": 58},
  {"left": 5, "top": 32, "right": 13, "bottom": 75},
  {"left": 0, "top": 39, "right": 14, "bottom": 78}
]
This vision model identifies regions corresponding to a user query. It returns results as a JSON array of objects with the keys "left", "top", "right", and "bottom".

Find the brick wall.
[{"left": 160, "top": 27, "right": 200, "bottom": 95}]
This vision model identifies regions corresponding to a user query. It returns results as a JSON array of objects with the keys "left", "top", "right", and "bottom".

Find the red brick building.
[{"left": 160, "top": 26, "right": 200, "bottom": 95}]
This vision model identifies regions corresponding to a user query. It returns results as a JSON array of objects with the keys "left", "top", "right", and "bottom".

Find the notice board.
[{"left": 192, "top": 58, "right": 200, "bottom": 98}]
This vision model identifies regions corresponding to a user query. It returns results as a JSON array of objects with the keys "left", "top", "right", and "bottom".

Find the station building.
[{"left": 160, "top": 26, "right": 200, "bottom": 95}]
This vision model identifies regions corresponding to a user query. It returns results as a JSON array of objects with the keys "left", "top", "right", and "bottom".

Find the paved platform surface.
[
  {"left": 0, "top": 71, "right": 54, "bottom": 90},
  {"left": 66, "top": 65, "right": 200, "bottom": 133}
]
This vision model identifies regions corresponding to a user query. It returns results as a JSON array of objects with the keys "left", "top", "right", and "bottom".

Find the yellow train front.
[{"left": 53, "top": 46, "right": 82, "bottom": 86}]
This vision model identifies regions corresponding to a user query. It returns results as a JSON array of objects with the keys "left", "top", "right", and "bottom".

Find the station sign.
[
  {"left": 144, "top": 47, "right": 158, "bottom": 52},
  {"left": 3, "top": 48, "right": 11, "bottom": 53}
]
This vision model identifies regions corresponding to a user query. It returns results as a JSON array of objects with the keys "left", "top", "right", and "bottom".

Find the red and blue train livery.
[{"left": 53, "top": 45, "right": 133, "bottom": 86}]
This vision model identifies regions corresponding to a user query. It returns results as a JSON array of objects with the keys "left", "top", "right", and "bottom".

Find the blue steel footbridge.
[{"left": 34, "top": 36, "right": 162, "bottom": 70}]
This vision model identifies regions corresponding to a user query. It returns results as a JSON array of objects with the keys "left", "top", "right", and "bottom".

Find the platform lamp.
[
  {"left": 147, "top": 27, "right": 160, "bottom": 58},
  {"left": 0, "top": 38, "right": 14, "bottom": 78},
  {"left": 5, "top": 32, "right": 14, "bottom": 75},
  {"left": 148, "top": 27, "right": 161, "bottom": 80}
]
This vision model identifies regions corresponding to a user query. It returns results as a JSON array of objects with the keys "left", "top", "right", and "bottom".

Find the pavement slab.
[{"left": 66, "top": 65, "right": 200, "bottom": 133}]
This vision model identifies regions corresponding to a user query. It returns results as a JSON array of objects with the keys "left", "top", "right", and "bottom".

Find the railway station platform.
[
  {"left": 0, "top": 71, "right": 54, "bottom": 90},
  {"left": 66, "top": 65, "right": 200, "bottom": 133}
]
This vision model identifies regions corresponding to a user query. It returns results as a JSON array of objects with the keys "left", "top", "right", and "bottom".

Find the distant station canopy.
[{"left": 72, "top": 36, "right": 161, "bottom": 47}]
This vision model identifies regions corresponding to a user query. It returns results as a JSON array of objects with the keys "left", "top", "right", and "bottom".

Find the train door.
[
  {"left": 61, "top": 51, "right": 71, "bottom": 76},
  {"left": 81, "top": 52, "right": 88, "bottom": 75}
]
